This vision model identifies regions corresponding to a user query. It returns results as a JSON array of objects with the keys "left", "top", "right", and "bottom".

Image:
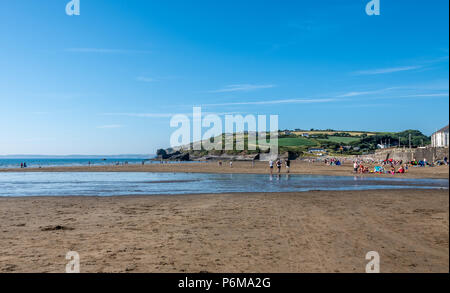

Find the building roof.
[{"left": 434, "top": 125, "right": 449, "bottom": 134}]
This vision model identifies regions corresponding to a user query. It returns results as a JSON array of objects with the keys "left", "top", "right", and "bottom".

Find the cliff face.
[
  {"left": 156, "top": 148, "right": 300, "bottom": 162},
  {"left": 189, "top": 153, "right": 260, "bottom": 161},
  {"left": 156, "top": 151, "right": 190, "bottom": 161}
]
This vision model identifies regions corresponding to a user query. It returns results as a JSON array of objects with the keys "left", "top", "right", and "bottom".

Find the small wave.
[{"left": 138, "top": 180, "right": 200, "bottom": 184}]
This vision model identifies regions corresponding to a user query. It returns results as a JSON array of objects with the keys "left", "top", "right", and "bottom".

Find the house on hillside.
[
  {"left": 431, "top": 125, "right": 449, "bottom": 147},
  {"left": 308, "top": 148, "right": 327, "bottom": 155},
  {"left": 342, "top": 146, "right": 352, "bottom": 151}
]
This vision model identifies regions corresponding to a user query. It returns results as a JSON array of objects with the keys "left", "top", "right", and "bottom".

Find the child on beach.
[{"left": 269, "top": 160, "right": 274, "bottom": 174}]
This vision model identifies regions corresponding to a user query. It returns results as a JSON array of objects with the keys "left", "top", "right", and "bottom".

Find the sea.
[
  {"left": 0, "top": 158, "right": 153, "bottom": 169},
  {"left": 0, "top": 172, "right": 448, "bottom": 197}
]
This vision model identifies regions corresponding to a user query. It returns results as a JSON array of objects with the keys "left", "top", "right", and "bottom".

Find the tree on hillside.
[{"left": 350, "top": 130, "right": 430, "bottom": 150}]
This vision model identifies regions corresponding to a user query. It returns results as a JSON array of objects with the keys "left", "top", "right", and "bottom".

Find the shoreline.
[
  {"left": 1, "top": 189, "right": 448, "bottom": 273},
  {"left": 0, "top": 187, "right": 448, "bottom": 199},
  {"left": 0, "top": 161, "right": 448, "bottom": 179}
]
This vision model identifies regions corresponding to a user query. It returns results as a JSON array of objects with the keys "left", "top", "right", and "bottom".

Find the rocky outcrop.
[
  {"left": 157, "top": 151, "right": 190, "bottom": 161},
  {"left": 190, "top": 153, "right": 260, "bottom": 161},
  {"left": 156, "top": 148, "right": 302, "bottom": 162}
]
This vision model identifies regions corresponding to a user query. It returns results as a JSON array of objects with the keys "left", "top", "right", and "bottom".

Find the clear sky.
[{"left": 0, "top": 0, "right": 448, "bottom": 155}]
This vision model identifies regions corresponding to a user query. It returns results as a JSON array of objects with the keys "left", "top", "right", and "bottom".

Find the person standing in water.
[{"left": 276, "top": 159, "right": 282, "bottom": 173}]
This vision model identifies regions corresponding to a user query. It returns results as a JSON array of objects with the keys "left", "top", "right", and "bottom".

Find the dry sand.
[
  {"left": 0, "top": 189, "right": 448, "bottom": 273},
  {"left": 1, "top": 161, "right": 448, "bottom": 179}
]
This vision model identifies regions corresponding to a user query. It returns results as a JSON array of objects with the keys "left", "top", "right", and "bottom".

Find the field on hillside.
[
  {"left": 278, "top": 137, "right": 318, "bottom": 147},
  {"left": 291, "top": 131, "right": 376, "bottom": 137},
  {"left": 320, "top": 136, "right": 361, "bottom": 144}
]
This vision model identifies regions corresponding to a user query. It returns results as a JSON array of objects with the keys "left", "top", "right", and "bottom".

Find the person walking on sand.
[
  {"left": 269, "top": 160, "right": 274, "bottom": 174},
  {"left": 229, "top": 161, "right": 233, "bottom": 168},
  {"left": 353, "top": 161, "right": 358, "bottom": 173},
  {"left": 20, "top": 162, "right": 23, "bottom": 168}
]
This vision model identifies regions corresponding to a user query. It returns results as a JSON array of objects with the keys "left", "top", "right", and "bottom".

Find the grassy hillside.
[
  {"left": 278, "top": 137, "right": 318, "bottom": 147},
  {"left": 160, "top": 129, "right": 431, "bottom": 159},
  {"left": 321, "top": 136, "right": 361, "bottom": 144},
  {"left": 291, "top": 130, "right": 377, "bottom": 137}
]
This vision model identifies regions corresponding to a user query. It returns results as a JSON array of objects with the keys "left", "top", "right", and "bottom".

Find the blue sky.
[{"left": 0, "top": 0, "right": 448, "bottom": 155}]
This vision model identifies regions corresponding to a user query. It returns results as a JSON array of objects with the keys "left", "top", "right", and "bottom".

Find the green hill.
[{"left": 158, "top": 129, "right": 431, "bottom": 159}]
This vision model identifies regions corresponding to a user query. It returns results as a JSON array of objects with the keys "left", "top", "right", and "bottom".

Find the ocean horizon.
[{"left": 0, "top": 157, "right": 155, "bottom": 169}]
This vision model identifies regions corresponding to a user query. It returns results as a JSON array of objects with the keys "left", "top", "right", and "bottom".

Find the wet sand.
[
  {"left": 1, "top": 161, "right": 448, "bottom": 179},
  {"left": 0, "top": 189, "right": 448, "bottom": 273}
]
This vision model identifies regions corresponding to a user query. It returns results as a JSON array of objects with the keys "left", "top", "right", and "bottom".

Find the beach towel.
[{"left": 374, "top": 166, "right": 383, "bottom": 173}]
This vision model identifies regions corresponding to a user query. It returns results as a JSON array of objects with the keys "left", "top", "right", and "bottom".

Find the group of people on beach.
[
  {"left": 269, "top": 159, "right": 290, "bottom": 174},
  {"left": 216, "top": 158, "right": 291, "bottom": 174},
  {"left": 324, "top": 158, "right": 342, "bottom": 166},
  {"left": 217, "top": 161, "right": 234, "bottom": 168},
  {"left": 19, "top": 162, "right": 27, "bottom": 168},
  {"left": 353, "top": 159, "right": 407, "bottom": 175}
]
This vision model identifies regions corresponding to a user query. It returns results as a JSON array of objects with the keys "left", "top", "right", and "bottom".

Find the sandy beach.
[
  {"left": 2, "top": 0, "right": 448, "bottom": 279},
  {"left": 1, "top": 161, "right": 448, "bottom": 179},
  {"left": 0, "top": 189, "right": 448, "bottom": 273}
]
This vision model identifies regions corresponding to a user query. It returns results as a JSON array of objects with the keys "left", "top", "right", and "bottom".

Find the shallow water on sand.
[{"left": 0, "top": 172, "right": 448, "bottom": 197}]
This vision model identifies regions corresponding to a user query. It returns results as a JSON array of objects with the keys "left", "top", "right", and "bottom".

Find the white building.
[{"left": 431, "top": 125, "right": 449, "bottom": 147}]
